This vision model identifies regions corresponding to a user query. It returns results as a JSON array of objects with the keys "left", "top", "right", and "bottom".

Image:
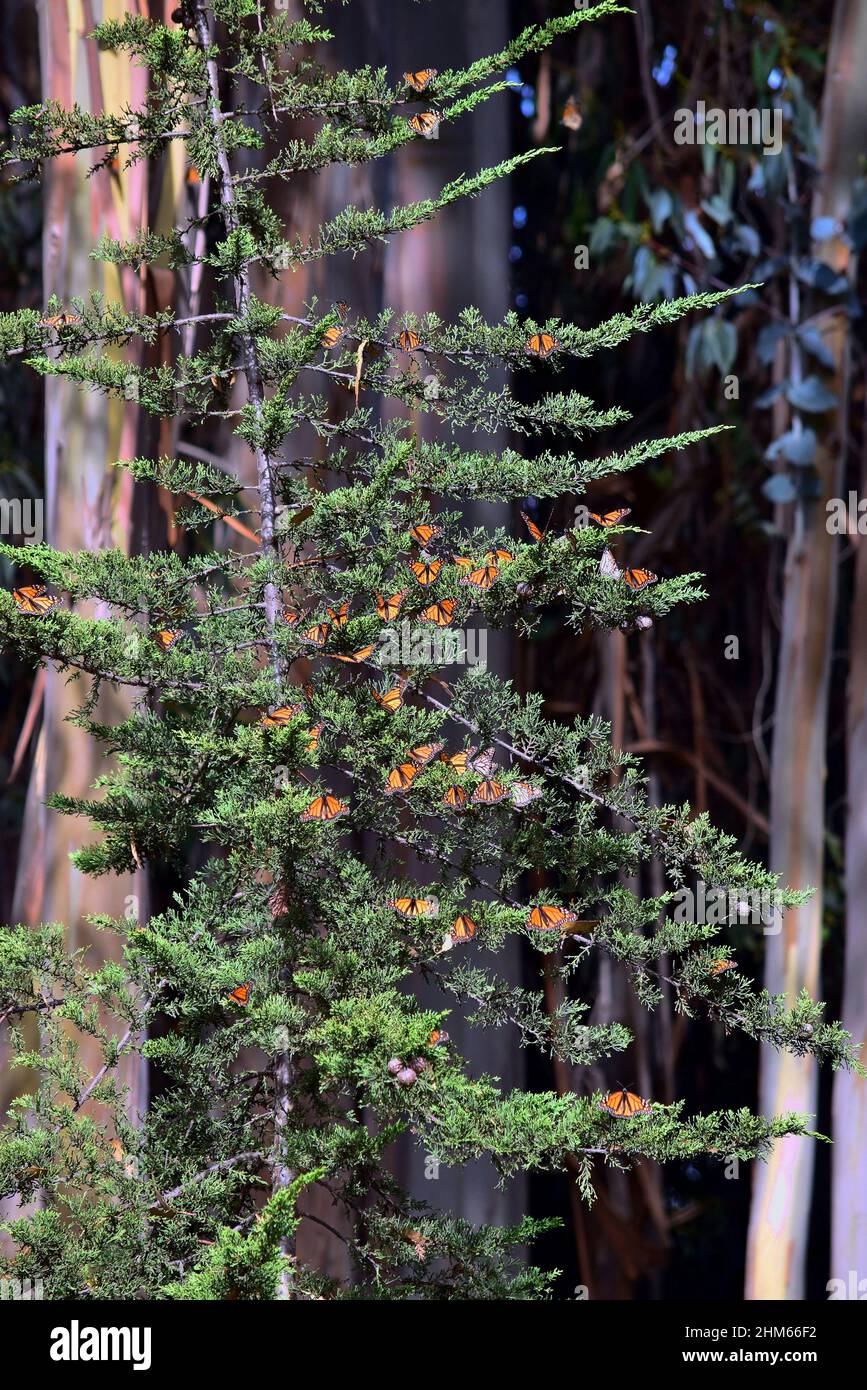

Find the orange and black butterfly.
[
  {"left": 599, "top": 548, "right": 657, "bottom": 592},
  {"left": 408, "top": 558, "right": 442, "bottom": 587},
  {"left": 527, "top": 904, "right": 578, "bottom": 933},
  {"left": 226, "top": 981, "right": 253, "bottom": 1007},
  {"left": 306, "top": 722, "right": 325, "bottom": 754},
  {"left": 154, "top": 628, "right": 182, "bottom": 651},
  {"left": 451, "top": 914, "right": 478, "bottom": 942},
  {"left": 451, "top": 554, "right": 474, "bottom": 570},
  {"left": 302, "top": 622, "right": 331, "bottom": 647},
  {"left": 261, "top": 704, "right": 302, "bottom": 727},
  {"left": 398, "top": 329, "right": 423, "bottom": 352},
  {"left": 561, "top": 95, "right": 583, "bottom": 132},
  {"left": 330, "top": 644, "right": 376, "bottom": 665},
  {"left": 12, "top": 583, "right": 58, "bottom": 616},
  {"left": 419, "top": 599, "right": 455, "bottom": 627},
  {"left": 320, "top": 302, "right": 349, "bottom": 349},
  {"left": 440, "top": 746, "right": 476, "bottom": 772},
  {"left": 407, "top": 742, "right": 445, "bottom": 767},
  {"left": 511, "top": 781, "right": 543, "bottom": 809},
  {"left": 326, "top": 602, "right": 349, "bottom": 628},
  {"left": 40, "top": 312, "right": 80, "bottom": 329},
  {"left": 372, "top": 679, "right": 406, "bottom": 713},
  {"left": 404, "top": 68, "right": 437, "bottom": 92},
  {"left": 407, "top": 111, "right": 439, "bottom": 139},
  {"left": 708, "top": 957, "right": 736, "bottom": 975},
  {"left": 389, "top": 896, "right": 438, "bottom": 918},
  {"left": 460, "top": 563, "right": 499, "bottom": 591},
  {"left": 429, "top": 1028, "right": 449, "bottom": 1046},
  {"left": 385, "top": 761, "right": 420, "bottom": 795},
  {"left": 376, "top": 590, "right": 407, "bottom": 621},
  {"left": 187, "top": 166, "right": 202, "bottom": 185},
  {"left": 598, "top": 1088, "right": 652, "bottom": 1118},
  {"left": 471, "top": 778, "right": 508, "bottom": 806},
  {"left": 623, "top": 567, "right": 657, "bottom": 592},
  {"left": 409, "top": 521, "right": 440, "bottom": 547},
  {"left": 520, "top": 510, "right": 545, "bottom": 542},
  {"left": 525, "top": 332, "right": 560, "bottom": 359},
  {"left": 485, "top": 547, "right": 514, "bottom": 567},
  {"left": 300, "top": 794, "right": 349, "bottom": 823},
  {"left": 283, "top": 606, "right": 302, "bottom": 627},
  {"left": 443, "top": 785, "right": 468, "bottom": 811},
  {"left": 589, "top": 507, "right": 631, "bottom": 528}
]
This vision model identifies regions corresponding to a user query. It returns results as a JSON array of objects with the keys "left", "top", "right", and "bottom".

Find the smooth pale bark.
[
  {"left": 745, "top": 0, "right": 866, "bottom": 1300},
  {"left": 4, "top": 0, "right": 179, "bottom": 1137}
]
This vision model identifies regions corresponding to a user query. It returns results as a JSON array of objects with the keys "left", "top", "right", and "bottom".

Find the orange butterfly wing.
[
  {"left": 376, "top": 590, "right": 407, "bottom": 620},
  {"left": 525, "top": 333, "right": 560, "bottom": 359},
  {"left": 460, "top": 564, "right": 499, "bottom": 590},
  {"left": 420, "top": 599, "right": 455, "bottom": 626},
  {"left": 409, "top": 559, "right": 442, "bottom": 586},
  {"left": 13, "top": 584, "right": 57, "bottom": 615},
  {"left": 622, "top": 567, "right": 657, "bottom": 592},
  {"left": 300, "top": 794, "right": 349, "bottom": 822},
  {"left": 384, "top": 762, "right": 420, "bottom": 795},
  {"left": 471, "top": 778, "right": 508, "bottom": 805}
]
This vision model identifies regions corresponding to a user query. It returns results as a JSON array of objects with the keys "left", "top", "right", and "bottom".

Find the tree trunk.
[{"left": 745, "top": 0, "right": 866, "bottom": 1300}]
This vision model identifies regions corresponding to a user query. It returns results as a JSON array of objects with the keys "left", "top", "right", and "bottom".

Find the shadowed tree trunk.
[
  {"left": 746, "top": 0, "right": 867, "bottom": 1300},
  {"left": 3, "top": 0, "right": 182, "bottom": 1153}
]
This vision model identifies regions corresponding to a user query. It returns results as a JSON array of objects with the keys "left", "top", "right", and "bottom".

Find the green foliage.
[{"left": 0, "top": 0, "right": 860, "bottom": 1302}]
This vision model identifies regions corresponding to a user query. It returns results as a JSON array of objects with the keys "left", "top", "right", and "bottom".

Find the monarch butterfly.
[
  {"left": 209, "top": 369, "right": 237, "bottom": 395},
  {"left": 451, "top": 914, "right": 478, "bottom": 942},
  {"left": 398, "top": 329, "right": 423, "bottom": 352},
  {"left": 589, "top": 507, "right": 631, "bottom": 528},
  {"left": 443, "top": 785, "right": 468, "bottom": 810},
  {"left": 40, "top": 312, "right": 80, "bottom": 329},
  {"left": 320, "top": 323, "right": 346, "bottom": 349},
  {"left": 320, "top": 303, "right": 349, "bottom": 349},
  {"left": 525, "top": 332, "right": 560, "bottom": 359},
  {"left": 303, "top": 622, "right": 331, "bottom": 647},
  {"left": 419, "top": 599, "right": 456, "bottom": 627},
  {"left": 226, "top": 981, "right": 253, "bottom": 1007},
  {"left": 511, "top": 781, "right": 543, "bottom": 809},
  {"left": 468, "top": 747, "right": 497, "bottom": 778},
  {"left": 326, "top": 602, "right": 349, "bottom": 627},
  {"left": 154, "top": 628, "right": 182, "bottom": 650},
  {"left": 261, "top": 705, "right": 302, "bottom": 727},
  {"left": 460, "top": 564, "right": 499, "bottom": 591},
  {"left": 373, "top": 680, "right": 406, "bottom": 713},
  {"left": 598, "top": 1089, "right": 652, "bottom": 1118},
  {"left": 600, "top": 548, "right": 657, "bottom": 592},
  {"left": 376, "top": 590, "right": 407, "bottom": 621},
  {"left": 12, "top": 584, "right": 58, "bottom": 616},
  {"left": 407, "top": 111, "right": 439, "bottom": 139},
  {"left": 385, "top": 761, "right": 420, "bottom": 795},
  {"left": 527, "top": 904, "right": 578, "bottom": 932},
  {"left": 471, "top": 778, "right": 508, "bottom": 806},
  {"left": 283, "top": 606, "right": 302, "bottom": 626},
  {"left": 404, "top": 68, "right": 437, "bottom": 92},
  {"left": 440, "top": 746, "right": 475, "bottom": 770},
  {"left": 623, "top": 567, "right": 657, "bottom": 592},
  {"left": 330, "top": 644, "right": 376, "bottom": 664},
  {"left": 407, "top": 742, "right": 445, "bottom": 767},
  {"left": 520, "top": 510, "right": 546, "bottom": 542},
  {"left": 429, "top": 1028, "right": 449, "bottom": 1046},
  {"left": 306, "top": 722, "right": 325, "bottom": 754},
  {"left": 187, "top": 166, "right": 202, "bottom": 185},
  {"left": 561, "top": 95, "right": 583, "bottom": 132},
  {"left": 451, "top": 554, "right": 474, "bottom": 570},
  {"left": 408, "top": 558, "right": 442, "bottom": 586},
  {"left": 485, "top": 547, "right": 514, "bottom": 566},
  {"left": 390, "top": 896, "right": 438, "bottom": 918},
  {"left": 709, "top": 958, "right": 736, "bottom": 975},
  {"left": 409, "top": 522, "right": 440, "bottom": 547},
  {"left": 300, "top": 794, "right": 349, "bottom": 823}
]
